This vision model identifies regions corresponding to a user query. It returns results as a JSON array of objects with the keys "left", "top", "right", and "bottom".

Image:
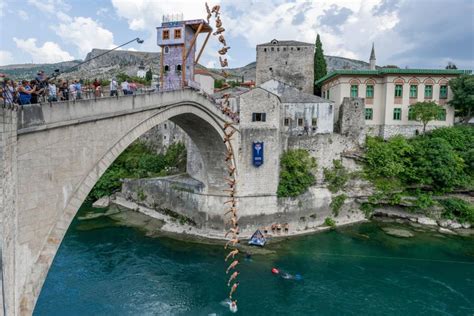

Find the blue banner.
[{"left": 252, "top": 142, "right": 264, "bottom": 167}]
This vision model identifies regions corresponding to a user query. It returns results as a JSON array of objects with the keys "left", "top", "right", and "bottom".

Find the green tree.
[
  {"left": 448, "top": 74, "right": 474, "bottom": 123},
  {"left": 145, "top": 69, "right": 153, "bottom": 82},
  {"left": 409, "top": 101, "right": 443, "bottom": 134},
  {"left": 277, "top": 149, "right": 316, "bottom": 197},
  {"left": 313, "top": 34, "right": 327, "bottom": 96}
]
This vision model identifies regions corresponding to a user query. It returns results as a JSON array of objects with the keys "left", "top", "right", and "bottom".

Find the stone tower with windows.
[
  {"left": 255, "top": 39, "right": 315, "bottom": 94},
  {"left": 157, "top": 15, "right": 212, "bottom": 91}
]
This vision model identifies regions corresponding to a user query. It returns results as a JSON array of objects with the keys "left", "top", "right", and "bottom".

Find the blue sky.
[{"left": 0, "top": 0, "right": 473, "bottom": 69}]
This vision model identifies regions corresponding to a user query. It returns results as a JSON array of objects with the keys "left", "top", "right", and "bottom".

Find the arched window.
[
  {"left": 164, "top": 46, "right": 169, "bottom": 54},
  {"left": 164, "top": 65, "right": 169, "bottom": 72},
  {"left": 176, "top": 64, "right": 182, "bottom": 72}
]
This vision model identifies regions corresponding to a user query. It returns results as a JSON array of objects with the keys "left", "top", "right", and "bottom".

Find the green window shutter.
[
  {"left": 365, "top": 108, "right": 373, "bottom": 120},
  {"left": 351, "top": 85, "right": 358, "bottom": 97},
  {"left": 440, "top": 85, "right": 448, "bottom": 99},
  {"left": 437, "top": 109, "right": 446, "bottom": 121},
  {"left": 408, "top": 108, "right": 415, "bottom": 120},
  {"left": 393, "top": 108, "right": 401, "bottom": 120},
  {"left": 424, "top": 85, "right": 432, "bottom": 98},
  {"left": 409, "top": 85, "right": 418, "bottom": 98},
  {"left": 395, "top": 85, "right": 403, "bottom": 97},
  {"left": 366, "top": 85, "right": 374, "bottom": 98}
]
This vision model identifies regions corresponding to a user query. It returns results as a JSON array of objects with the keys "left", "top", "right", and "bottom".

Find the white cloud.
[
  {"left": 26, "top": 0, "right": 69, "bottom": 14},
  {"left": 127, "top": 47, "right": 138, "bottom": 51},
  {"left": 55, "top": 16, "right": 116, "bottom": 57},
  {"left": 111, "top": 0, "right": 219, "bottom": 31},
  {"left": 18, "top": 10, "right": 28, "bottom": 21},
  {"left": 0, "top": 50, "right": 14, "bottom": 66},
  {"left": 96, "top": 7, "right": 109, "bottom": 17},
  {"left": 0, "top": 0, "right": 6, "bottom": 17},
  {"left": 13, "top": 38, "right": 74, "bottom": 63}
]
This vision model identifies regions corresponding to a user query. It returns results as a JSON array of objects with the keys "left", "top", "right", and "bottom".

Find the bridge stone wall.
[
  {"left": 1, "top": 90, "right": 239, "bottom": 315},
  {"left": 1, "top": 108, "right": 18, "bottom": 316}
]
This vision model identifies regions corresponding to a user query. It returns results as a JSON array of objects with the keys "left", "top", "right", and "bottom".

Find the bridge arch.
[{"left": 10, "top": 92, "right": 238, "bottom": 315}]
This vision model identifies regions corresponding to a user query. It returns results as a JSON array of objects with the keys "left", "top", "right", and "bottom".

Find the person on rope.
[
  {"left": 225, "top": 151, "right": 233, "bottom": 162},
  {"left": 218, "top": 34, "right": 227, "bottom": 46},
  {"left": 226, "top": 163, "right": 236, "bottom": 175},
  {"left": 224, "top": 198, "right": 236, "bottom": 206},
  {"left": 225, "top": 249, "right": 239, "bottom": 261},
  {"left": 211, "top": 5, "right": 220, "bottom": 16},
  {"left": 228, "top": 215, "right": 238, "bottom": 227},
  {"left": 219, "top": 56, "right": 228, "bottom": 68},
  {"left": 225, "top": 237, "right": 240, "bottom": 249},
  {"left": 225, "top": 177, "right": 236, "bottom": 186},
  {"left": 229, "top": 282, "right": 239, "bottom": 299},
  {"left": 224, "top": 207, "right": 237, "bottom": 216},
  {"left": 213, "top": 27, "right": 225, "bottom": 35},
  {"left": 225, "top": 224, "right": 239, "bottom": 238},
  {"left": 205, "top": 3, "right": 212, "bottom": 23},
  {"left": 228, "top": 270, "right": 240, "bottom": 286},
  {"left": 216, "top": 15, "right": 223, "bottom": 28},
  {"left": 226, "top": 260, "right": 239, "bottom": 274},
  {"left": 224, "top": 121, "right": 234, "bottom": 129},
  {"left": 225, "top": 128, "right": 236, "bottom": 138},
  {"left": 218, "top": 46, "right": 231, "bottom": 55}
]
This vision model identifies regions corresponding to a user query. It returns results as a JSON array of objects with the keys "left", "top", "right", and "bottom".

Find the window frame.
[
  {"left": 424, "top": 85, "right": 433, "bottom": 98},
  {"left": 252, "top": 112, "right": 267, "bottom": 122},
  {"left": 393, "top": 108, "right": 402, "bottom": 120},
  {"left": 297, "top": 118, "right": 304, "bottom": 126},
  {"left": 350, "top": 85, "right": 358, "bottom": 97},
  {"left": 408, "top": 108, "right": 416, "bottom": 120},
  {"left": 439, "top": 85, "right": 448, "bottom": 99},
  {"left": 409, "top": 85, "right": 418, "bottom": 98},
  {"left": 437, "top": 109, "right": 447, "bottom": 121},
  {"left": 162, "top": 29, "right": 170, "bottom": 40},
  {"left": 395, "top": 84, "right": 403, "bottom": 98},
  {"left": 284, "top": 118, "right": 290, "bottom": 126},
  {"left": 365, "top": 108, "right": 373, "bottom": 120},
  {"left": 311, "top": 118, "right": 317, "bottom": 126},
  {"left": 366, "top": 85, "right": 374, "bottom": 98},
  {"left": 174, "top": 29, "right": 181, "bottom": 39}
]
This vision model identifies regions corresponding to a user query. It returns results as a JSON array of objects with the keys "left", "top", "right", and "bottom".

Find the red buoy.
[{"left": 271, "top": 268, "right": 279, "bottom": 274}]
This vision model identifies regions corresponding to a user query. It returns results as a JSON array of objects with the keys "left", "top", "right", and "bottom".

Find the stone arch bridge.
[{"left": 0, "top": 89, "right": 254, "bottom": 315}]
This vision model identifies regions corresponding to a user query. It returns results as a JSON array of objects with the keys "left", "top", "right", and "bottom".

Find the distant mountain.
[
  {"left": 0, "top": 60, "right": 81, "bottom": 79},
  {"left": 0, "top": 49, "right": 381, "bottom": 81}
]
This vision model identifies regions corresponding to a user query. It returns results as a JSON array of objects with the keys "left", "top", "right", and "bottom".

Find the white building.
[
  {"left": 317, "top": 45, "right": 471, "bottom": 138},
  {"left": 260, "top": 79, "right": 334, "bottom": 135}
]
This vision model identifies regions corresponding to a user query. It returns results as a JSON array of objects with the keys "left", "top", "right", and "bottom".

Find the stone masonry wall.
[{"left": 0, "top": 108, "right": 18, "bottom": 316}]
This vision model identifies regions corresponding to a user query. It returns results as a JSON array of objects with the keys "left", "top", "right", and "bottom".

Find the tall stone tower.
[
  {"left": 369, "top": 43, "right": 376, "bottom": 70},
  {"left": 256, "top": 39, "right": 314, "bottom": 94},
  {"left": 157, "top": 15, "right": 212, "bottom": 90}
]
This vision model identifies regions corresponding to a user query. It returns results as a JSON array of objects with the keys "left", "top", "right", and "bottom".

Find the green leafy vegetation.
[
  {"left": 313, "top": 34, "right": 327, "bottom": 95},
  {"left": 88, "top": 141, "right": 186, "bottom": 201},
  {"left": 330, "top": 194, "right": 347, "bottom": 217},
  {"left": 324, "top": 217, "right": 336, "bottom": 227},
  {"left": 360, "top": 202, "right": 375, "bottom": 218},
  {"left": 277, "top": 149, "right": 316, "bottom": 197},
  {"left": 323, "top": 159, "right": 349, "bottom": 193},
  {"left": 409, "top": 101, "right": 443, "bottom": 133},
  {"left": 448, "top": 74, "right": 474, "bottom": 123},
  {"left": 439, "top": 198, "right": 474, "bottom": 224},
  {"left": 364, "top": 126, "right": 474, "bottom": 223},
  {"left": 214, "top": 79, "right": 225, "bottom": 89}
]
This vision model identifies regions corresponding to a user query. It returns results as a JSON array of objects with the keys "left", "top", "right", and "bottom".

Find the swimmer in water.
[
  {"left": 226, "top": 260, "right": 239, "bottom": 274},
  {"left": 229, "top": 282, "right": 239, "bottom": 299},
  {"left": 230, "top": 300, "right": 238, "bottom": 313},
  {"left": 225, "top": 249, "right": 239, "bottom": 261},
  {"left": 227, "top": 270, "right": 240, "bottom": 286}
]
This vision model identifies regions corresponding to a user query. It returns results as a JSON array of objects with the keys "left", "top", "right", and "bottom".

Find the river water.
[{"left": 35, "top": 205, "right": 474, "bottom": 315}]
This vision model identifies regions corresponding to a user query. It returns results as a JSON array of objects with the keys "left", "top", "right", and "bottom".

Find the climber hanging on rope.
[
  {"left": 225, "top": 225, "right": 240, "bottom": 238},
  {"left": 227, "top": 270, "right": 240, "bottom": 286},
  {"left": 228, "top": 215, "right": 238, "bottom": 227},
  {"left": 218, "top": 34, "right": 227, "bottom": 46},
  {"left": 225, "top": 237, "right": 240, "bottom": 249},
  {"left": 219, "top": 56, "right": 228, "bottom": 68},
  {"left": 229, "top": 282, "right": 239, "bottom": 298},
  {"left": 211, "top": 5, "right": 221, "bottom": 17},
  {"left": 213, "top": 27, "right": 225, "bottom": 36},
  {"left": 205, "top": 3, "right": 212, "bottom": 23},
  {"left": 216, "top": 15, "right": 223, "bottom": 28},
  {"left": 218, "top": 46, "right": 231, "bottom": 55}
]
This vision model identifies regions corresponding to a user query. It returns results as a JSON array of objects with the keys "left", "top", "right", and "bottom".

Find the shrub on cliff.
[
  {"left": 277, "top": 149, "right": 316, "bottom": 198},
  {"left": 88, "top": 141, "right": 186, "bottom": 200},
  {"left": 440, "top": 198, "right": 474, "bottom": 224},
  {"left": 323, "top": 159, "right": 349, "bottom": 193}
]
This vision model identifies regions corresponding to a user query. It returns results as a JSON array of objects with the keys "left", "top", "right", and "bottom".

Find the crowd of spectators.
[{"left": 0, "top": 71, "right": 144, "bottom": 109}]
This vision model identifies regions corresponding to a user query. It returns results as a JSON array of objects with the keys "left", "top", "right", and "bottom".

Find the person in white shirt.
[
  {"left": 110, "top": 78, "right": 118, "bottom": 96},
  {"left": 121, "top": 80, "right": 129, "bottom": 95},
  {"left": 47, "top": 80, "right": 57, "bottom": 102},
  {"left": 69, "top": 81, "right": 77, "bottom": 100}
]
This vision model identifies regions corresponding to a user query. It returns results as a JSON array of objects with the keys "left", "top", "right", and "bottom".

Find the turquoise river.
[{"left": 35, "top": 205, "right": 474, "bottom": 315}]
